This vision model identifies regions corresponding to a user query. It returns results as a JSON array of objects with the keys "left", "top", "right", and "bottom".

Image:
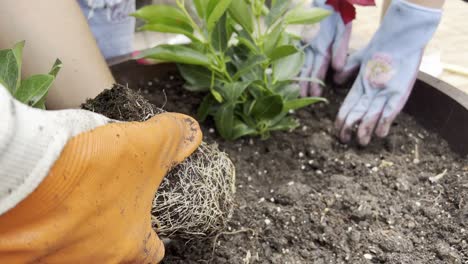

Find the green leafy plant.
[
  {"left": 134, "top": 0, "right": 330, "bottom": 140},
  {"left": 0, "top": 41, "right": 62, "bottom": 109}
]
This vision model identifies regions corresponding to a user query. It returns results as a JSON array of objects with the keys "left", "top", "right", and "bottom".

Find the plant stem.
[{"left": 177, "top": 0, "right": 206, "bottom": 42}]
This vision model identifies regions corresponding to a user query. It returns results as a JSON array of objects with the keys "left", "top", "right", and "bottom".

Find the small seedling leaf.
[
  {"left": 283, "top": 97, "right": 328, "bottom": 112},
  {"left": 207, "top": 0, "right": 233, "bottom": 33},
  {"left": 228, "top": 0, "right": 254, "bottom": 33},
  {"left": 193, "top": 0, "right": 210, "bottom": 18},
  {"left": 11, "top": 41, "right": 25, "bottom": 90},
  {"left": 211, "top": 88, "right": 224, "bottom": 103},
  {"left": 265, "top": 0, "right": 289, "bottom": 27},
  {"left": 15, "top": 74, "right": 54, "bottom": 106},
  {"left": 49, "top": 59, "right": 63, "bottom": 78},
  {"left": 177, "top": 64, "right": 212, "bottom": 91},
  {"left": 272, "top": 82, "right": 300, "bottom": 100},
  {"left": 132, "top": 5, "right": 192, "bottom": 28},
  {"left": 269, "top": 116, "right": 299, "bottom": 131},
  {"left": 214, "top": 103, "right": 235, "bottom": 139},
  {"left": 0, "top": 50, "right": 19, "bottom": 94},
  {"left": 264, "top": 22, "right": 284, "bottom": 55},
  {"left": 251, "top": 94, "right": 284, "bottom": 120},
  {"left": 220, "top": 81, "right": 251, "bottom": 102},
  {"left": 211, "top": 14, "right": 229, "bottom": 52},
  {"left": 197, "top": 94, "right": 216, "bottom": 121},
  {"left": 140, "top": 44, "right": 211, "bottom": 66},
  {"left": 285, "top": 8, "right": 331, "bottom": 25},
  {"left": 139, "top": 24, "right": 197, "bottom": 41},
  {"left": 273, "top": 51, "right": 305, "bottom": 81},
  {"left": 233, "top": 55, "right": 268, "bottom": 81},
  {"left": 232, "top": 118, "right": 257, "bottom": 139},
  {"left": 268, "top": 45, "right": 298, "bottom": 61}
]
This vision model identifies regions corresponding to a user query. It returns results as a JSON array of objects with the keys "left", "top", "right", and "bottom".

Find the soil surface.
[{"left": 108, "top": 66, "right": 468, "bottom": 264}]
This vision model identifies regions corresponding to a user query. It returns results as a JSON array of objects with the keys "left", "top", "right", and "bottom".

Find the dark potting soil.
[
  {"left": 95, "top": 68, "right": 467, "bottom": 263},
  {"left": 82, "top": 84, "right": 163, "bottom": 121}
]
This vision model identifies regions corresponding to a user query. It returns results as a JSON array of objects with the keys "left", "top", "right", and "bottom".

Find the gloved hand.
[
  {"left": 334, "top": 0, "right": 442, "bottom": 145},
  {"left": 299, "top": 0, "right": 353, "bottom": 97},
  {"left": 0, "top": 86, "right": 202, "bottom": 263}
]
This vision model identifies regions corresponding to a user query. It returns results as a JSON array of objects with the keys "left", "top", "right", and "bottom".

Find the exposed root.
[{"left": 152, "top": 142, "right": 236, "bottom": 239}]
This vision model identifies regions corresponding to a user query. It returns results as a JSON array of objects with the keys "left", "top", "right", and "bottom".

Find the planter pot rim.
[{"left": 109, "top": 60, "right": 468, "bottom": 157}]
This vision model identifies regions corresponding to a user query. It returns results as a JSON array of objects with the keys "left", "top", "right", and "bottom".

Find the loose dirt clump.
[
  {"left": 82, "top": 84, "right": 161, "bottom": 121},
  {"left": 120, "top": 69, "right": 468, "bottom": 264},
  {"left": 82, "top": 85, "right": 236, "bottom": 239}
]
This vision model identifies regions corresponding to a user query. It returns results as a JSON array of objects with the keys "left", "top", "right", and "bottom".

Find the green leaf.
[
  {"left": 177, "top": 64, "right": 212, "bottom": 91},
  {"left": 243, "top": 99, "right": 256, "bottom": 116},
  {"left": 206, "top": 0, "right": 233, "bottom": 32},
  {"left": 197, "top": 94, "right": 216, "bottom": 121},
  {"left": 11, "top": 41, "right": 25, "bottom": 90},
  {"left": 269, "top": 116, "right": 299, "bottom": 131},
  {"left": 232, "top": 118, "right": 257, "bottom": 139},
  {"left": 272, "top": 82, "right": 300, "bottom": 100},
  {"left": 264, "top": 22, "right": 284, "bottom": 55},
  {"left": 233, "top": 55, "right": 268, "bottom": 80},
  {"left": 285, "top": 8, "right": 331, "bottom": 25},
  {"left": 218, "top": 81, "right": 251, "bottom": 102},
  {"left": 211, "top": 88, "right": 224, "bottom": 103},
  {"left": 15, "top": 74, "right": 54, "bottom": 106},
  {"left": 139, "top": 44, "right": 211, "bottom": 66},
  {"left": 283, "top": 97, "right": 328, "bottom": 111},
  {"left": 251, "top": 94, "right": 284, "bottom": 120},
  {"left": 139, "top": 24, "right": 197, "bottom": 41},
  {"left": 211, "top": 14, "right": 229, "bottom": 52},
  {"left": 228, "top": 0, "right": 254, "bottom": 33},
  {"left": 273, "top": 51, "right": 305, "bottom": 81},
  {"left": 265, "top": 0, "right": 289, "bottom": 27},
  {"left": 0, "top": 50, "right": 19, "bottom": 94},
  {"left": 292, "top": 76, "right": 325, "bottom": 86},
  {"left": 214, "top": 103, "right": 235, "bottom": 139},
  {"left": 49, "top": 59, "right": 63, "bottom": 77},
  {"left": 237, "top": 36, "right": 258, "bottom": 53},
  {"left": 277, "top": 31, "right": 292, "bottom": 46},
  {"left": 134, "top": 5, "right": 197, "bottom": 40},
  {"left": 235, "top": 29, "right": 259, "bottom": 53},
  {"left": 268, "top": 45, "right": 298, "bottom": 61},
  {"left": 194, "top": 0, "right": 210, "bottom": 18},
  {"left": 132, "top": 5, "right": 192, "bottom": 28},
  {"left": 34, "top": 97, "right": 46, "bottom": 109}
]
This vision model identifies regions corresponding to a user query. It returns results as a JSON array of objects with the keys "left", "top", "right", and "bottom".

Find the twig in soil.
[
  {"left": 243, "top": 250, "right": 252, "bottom": 264},
  {"left": 429, "top": 169, "right": 448, "bottom": 183},
  {"left": 209, "top": 228, "right": 255, "bottom": 263},
  {"left": 413, "top": 142, "right": 420, "bottom": 164},
  {"left": 161, "top": 89, "right": 168, "bottom": 110},
  {"left": 418, "top": 192, "right": 442, "bottom": 205}
]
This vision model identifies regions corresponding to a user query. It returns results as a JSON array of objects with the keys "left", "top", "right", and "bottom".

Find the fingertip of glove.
[
  {"left": 375, "top": 118, "right": 392, "bottom": 139},
  {"left": 157, "top": 113, "right": 202, "bottom": 164},
  {"left": 357, "top": 130, "right": 371, "bottom": 146},
  {"left": 333, "top": 71, "right": 348, "bottom": 85},
  {"left": 375, "top": 126, "right": 390, "bottom": 139},
  {"left": 310, "top": 83, "right": 323, "bottom": 97}
]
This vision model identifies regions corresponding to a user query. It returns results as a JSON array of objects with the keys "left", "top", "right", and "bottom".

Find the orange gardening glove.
[{"left": 0, "top": 113, "right": 202, "bottom": 263}]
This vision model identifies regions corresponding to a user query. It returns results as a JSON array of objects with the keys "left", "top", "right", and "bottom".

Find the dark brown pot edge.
[{"left": 405, "top": 72, "right": 468, "bottom": 157}]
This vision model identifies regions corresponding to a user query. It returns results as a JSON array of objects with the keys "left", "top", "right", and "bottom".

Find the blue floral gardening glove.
[
  {"left": 299, "top": 0, "right": 353, "bottom": 97},
  {"left": 334, "top": 0, "right": 442, "bottom": 145}
]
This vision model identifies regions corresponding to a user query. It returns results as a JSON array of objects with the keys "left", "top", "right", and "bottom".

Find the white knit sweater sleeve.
[{"left": 0, "top": 85, "right": 109, "bottom": 215}]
